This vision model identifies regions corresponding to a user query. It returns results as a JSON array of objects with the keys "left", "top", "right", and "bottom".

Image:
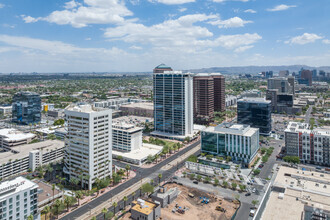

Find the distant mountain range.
[{"left": 186, "top": 65, "right": 330, "bottom": 75}]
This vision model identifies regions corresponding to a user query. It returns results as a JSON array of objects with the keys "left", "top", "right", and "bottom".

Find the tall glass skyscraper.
[
  {"left": 237, "top": 98, "right": 272, "bottom": 135},
  {"left": 153, "top": 65, "right": 193, "bottom": 136},
  {"left": 12, "top": 91, "right": 41, "bottom": 125}
]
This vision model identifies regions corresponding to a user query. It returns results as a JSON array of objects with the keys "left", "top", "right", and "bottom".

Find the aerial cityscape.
[{"left": 0, "top": 1, "right": 330, "bottom": 220}]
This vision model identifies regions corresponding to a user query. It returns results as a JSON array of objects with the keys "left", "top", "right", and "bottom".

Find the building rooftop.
[
  {"left": 262, "top": 166, "right": 330, "bottom": 220},
  {"left": 154, "top": 63, "right": 172, "bottom": 69},
  {"left": 0, "top": 140, "right": 65, "bottom": 164},
  {"left": 66, "top": 104, "right": 110, "bottom": 113},
  {"left": 238, "top": 97, "right": 271, "bottom": 104},
  {"left": 112, "top": 122, "right": 143, "bottom": 133},
  {"left": 205, "top": 123, "right": 258, "bottom": 137},
  {"left": 0, "top": 176, "right": 37, "bottom": 199},
  {"left": 0, "top": 128, "right": 36, "bottom": 142},
  {"left": 285, "top": 122, "right": 330, "bottom": 136},
  {"left": 120, "top": 102, "right": 153, "bottom": 110},
  {"left": 112, "top": 143, "right": 162, "bottom": 161},
  {"left": 131, "top": 199, "right": 157, "bottom": 215}
]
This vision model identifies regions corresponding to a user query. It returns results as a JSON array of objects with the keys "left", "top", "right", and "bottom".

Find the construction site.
[{"left": 161, "top": 183, "right": 239, "bottom": 220}]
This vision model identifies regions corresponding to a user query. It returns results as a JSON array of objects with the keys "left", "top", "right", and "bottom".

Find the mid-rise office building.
[
  {"left": 193, "top": 73, "right": 225, "bottom": 124},
  {"left": 285, "top": 122, "right": 330, "bottom": 166},
  {"left": 0, "top": 177, "right": 39, "bottom": 220},
  {"left": 267, "top": 77, "right": 295, "bottom": 95},
  {"left": 12, "top": 91, "right": 41, "bottom": 125},
  {"left": 299, "top": 69, "right": 313, "bottom": 86},
  {"left": 201, "top": 123, "right": 259, "bottom": 167},
  {"left": 237, "top": 98, "right": 272, "bottom": 135},
  {"left": 279, "top": 70, "right": 289, "bottom": 77},
  {"left": 153, "top": 66, "right": 193, "bottom": 137},
  {"left": 112, "top": 122, "right": 143, "bottom": 152},
  {"left": 0, "top": 128, "right": 36, "bottom": 150},
  {"left": 64, "top": 104, "right": 112, "bottom": 190}
]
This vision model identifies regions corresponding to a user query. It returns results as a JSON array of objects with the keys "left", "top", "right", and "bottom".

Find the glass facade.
[
  {"left": 12, "top": 91, "right": 41, "bottom": 125},
  {"left": 154, "top": 73, "right": 186, "bottom": 135},
  {"left": 237, "top": 100, "right": 271, "bottom": 135}
]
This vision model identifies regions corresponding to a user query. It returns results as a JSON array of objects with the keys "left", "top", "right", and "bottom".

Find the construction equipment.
[
  {"left": 216, "top": 205, "right": 226, "bottom": 212},
  {"left": 188, "top": 193, "right": 194, "bottom": 198}
]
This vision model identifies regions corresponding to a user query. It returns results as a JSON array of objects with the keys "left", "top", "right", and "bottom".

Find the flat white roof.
[
  {"left": 0, "top": 140, "right": 65, "bottom": 164},
  {"left": 0, "top": 106, "right": 12, "bottom": 109},
  {"left": 0, "top": 128, "right": 35, "bottom": 142},
  {"left": 112, "top": 143, "right": 162, "bottom": 161},
  {"left": 0, "top": 176, "right": 37, "bottom": 200},
  {"left": 66, "top": 104, "right": 110, "bottom": 113}
]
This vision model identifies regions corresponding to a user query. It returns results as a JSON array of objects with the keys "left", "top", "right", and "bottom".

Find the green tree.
[
  {"left": 64, "top": 196, "right": 75, "bottom": 211},
  {"left": 123, "top": 196, "right": 128, "bottom": 209},
  {"left": 204, "top": 176, "right": 211, "bottom": 183},
  {"left": 214, "top": 178, "right": 219, "bottom": 186},
  {"left": 102, "top": 208, "right": 108, "bottom": 220},
  {"left": 252, "top": 200, "right": 259, "bottom": 207},
  {"left": 189, "top": 173, "right": 195, "bottom": 180},
  {"left": 27, "top": 215, "right": 34, "bottom": 220},
  {"left": 226, "top": 156, "right": 232, "bottom": 162},
  {"left": 239, "top": 184, "right": 246, "bottom": 192},
  {"left": 231, "top": 182, "right": 237, "bottom": 190},
  {"left": 253, "top": 169, "right": 261, "bottom": 175},
  {"left": 223, "top": 181, "right": 228, "bottom": 188},
  {"left": 125, "top": 165, "right": 130, "bottom": 180},
  {"left": 42, "top": 206, "right": 50, "bottom": 220},
  {"left": 52, "top": 184, "right": 56, "bottom": 201},
  {"left": 197, "top": 175, "right": 202, "bottom": 182},
  {"left": 112, "top": 202, "right": 118, "bottom": 215},
  {"left": 187, "top": 155, "right": 198, "bottom": 163},
  {"left": 158, "top": 174, "right": 162, "bottom": 185},
  {"left": 147, "top": 154, "right": 154, "bottom": 163},
  {"left": 141, "top": 183, "right": 154, "bottom": 195},
  {"left": 75, "top": 191, "right": 83, "bottom": 206}
]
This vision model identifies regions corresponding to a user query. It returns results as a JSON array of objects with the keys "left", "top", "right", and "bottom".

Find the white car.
[{"left": 252, "top": 188, "right": 256, "bottom": 193}]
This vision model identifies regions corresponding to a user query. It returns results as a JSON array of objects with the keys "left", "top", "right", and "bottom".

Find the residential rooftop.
[
  {"left": 0, "top": 140, "right": 65, "bottom": 164},
  {"left": 285, "top": 122, "right": 330, "bottom": 136},
  {"left": 112, "top": 122, "right": 143, "bottom": 133}
]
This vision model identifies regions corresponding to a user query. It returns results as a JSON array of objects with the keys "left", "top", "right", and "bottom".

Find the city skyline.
[{"left": 0, "top": 0, "right": 329, "bottom": 72}]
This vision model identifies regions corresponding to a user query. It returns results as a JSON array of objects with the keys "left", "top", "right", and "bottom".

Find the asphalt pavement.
[{"left": 60, "top": 140, "right": 201, "bottom": 220}]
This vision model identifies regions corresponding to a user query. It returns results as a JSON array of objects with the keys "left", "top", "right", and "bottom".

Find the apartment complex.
[
  {"left": 201, "top": 123, "right": 259, "bottom": 167},
  {"left": 0, "top": 177, "right": 39, "bottom": 220},
  {"left": 12, "top": 91, "right": 41, "bottom": 125},
  {"left": 112, "top": 122, "right": 143, "bottom": 152},
  {"left": 193, "top": 73, "right": 225, "bottom": 124},
  {"left": 237, "top": 98, "right": 272, "bottom": 135},
  {"left": 64, "top": 104, "right": 112, "bottom": 190},
  {"left": 0, "top": 140, "right": 64, "bottom": 180},
  {"left": 285, "top": 122, "right": 330, "bottom": 166},
  {"left": 153, "top": 67, "right": 193, "bottom": 137}
]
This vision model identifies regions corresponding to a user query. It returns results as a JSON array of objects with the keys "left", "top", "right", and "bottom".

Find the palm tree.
[
  {"left": 75, "top": 191, "right": 83, "bottom": 206},
  {"left": 112, "top": 202, "right": 118, "bottom": 215},
  {"left": 125, "top": 165, "right": 130, "bottom": 180},
  {"left": 46, "top": 164, "right": 53, "bottom": 181},
  {"left": 95, "top": 178, "right": 101, "bottom": 196},
  {"left": 27, "top": 214, "right": 34, "bottom": 220},
  {"left": 123, "top": 196, "right": 128, "bottom": 209},
  {"left": 52, "top": 184, "right": 56, "bottom": 201},
  {"left": 42, "top": 206, "right": 50, "bottom": 220},
  {"left": 54, "top": 199, "right": 62, "bottom": 219},
  {"left": 64, "top": 196, "right": 73, "bottom": 211},
  {"left": 102, "top": 207, "right": 108, "bottom": 220},
  {"left": 158, "top": 174, "right": 162, "bottom": 185}
]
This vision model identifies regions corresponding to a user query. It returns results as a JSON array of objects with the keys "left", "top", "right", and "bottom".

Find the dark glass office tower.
[
  {"left": 237, "top": 98, "right": 272, "bottom": 135},
  {"left": 12, "top": 91, "right": 41, "bottom": 125}
]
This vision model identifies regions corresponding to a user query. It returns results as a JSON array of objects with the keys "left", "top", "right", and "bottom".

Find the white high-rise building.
[
  {"left": 64, "top": 104, "right": 112, "bottom": 190},
  {"left": 0, "top": 176, "right": 39, "bottom": 220},
  {"left": 153, "top": 70, "right": 193, "bottom": 137}
]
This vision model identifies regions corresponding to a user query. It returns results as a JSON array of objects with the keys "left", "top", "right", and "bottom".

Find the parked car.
[
  {"left": 193, "top": 180, "right": 199, "bottom": 184},
  {"left": 252, "top": 188, "right": 256, "bottom": 193},
  {"left": 245, "top": 192, "right": 251, "bottom": 196},
  {"left": 258, "top": 164, "right": 264, "bottom": 168}
]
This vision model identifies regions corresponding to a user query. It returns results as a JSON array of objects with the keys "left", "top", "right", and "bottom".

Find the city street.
[{"left": 60, "top": 140, "right": 201, "bottom": 220}]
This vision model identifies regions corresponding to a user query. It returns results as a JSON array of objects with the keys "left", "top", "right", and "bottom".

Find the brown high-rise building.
[
  {"left": 193, "top": 73, "right": 225, "bottom": 124},
  {"left": 300, "top": 69, "right": 312, "bottom": 86}
]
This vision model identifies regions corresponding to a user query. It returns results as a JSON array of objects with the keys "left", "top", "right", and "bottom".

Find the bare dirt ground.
[{"left": 161, "top": 183, "right": 239, "bottom": 220}]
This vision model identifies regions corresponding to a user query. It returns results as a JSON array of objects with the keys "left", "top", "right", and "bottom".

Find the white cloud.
[
  {"left": 244, "top": 9, "right": 256, "bottom": 13},
  {"left": 2, "top": 24, "right": 15, "bottom": 29},
  {"left": 323, "top": 39, "right": 330, "bottom": 44},
  {"left": 285, "top": 33, "right": 323, "bottom": 45},
  {"left": 85, "top": 37, "right": 91, "bottom": 41},
  {"left": 22, "top": 0, "right": 133, "bottom": 28},
  {"left": 129, "top": 45, "right": 143, "bottom": 50},
  {"left": 21, "top": 15, "right": 42, "bottom": 23},
  {"left": 104, "top": 14, "right": 261, "bottom": 52},
  {"left": 64, "top": 0, "right": 80, "bottom": 9},
  {"left": 213, "top": 0, "right": 249, "bottom": 2},
  {"left": 179, "top": 8, "right": 187, "bottom": 12},
  {"left": 234, "top": 45, "right": 254, "bottom": 53},
  {"left": 149, "top": 0, "right": 195, "bottom": 4},
  {"left": 0, "top": 3, "right": 5, "bottom": 8},
  {"left": 209, "top": 17, "right": 253, "bottom": 28},
  {"left": 267, "top": 4, "right": 296, "bottom": 12}
]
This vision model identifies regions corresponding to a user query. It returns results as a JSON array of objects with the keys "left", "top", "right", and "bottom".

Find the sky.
[{"left": 0, "top": 0, "right": 330, "bottom": 73}]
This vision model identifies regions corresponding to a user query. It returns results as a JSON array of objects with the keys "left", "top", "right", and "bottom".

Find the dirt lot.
[{"left": 161, "top": 183, "right": 239, "bottom": 220}]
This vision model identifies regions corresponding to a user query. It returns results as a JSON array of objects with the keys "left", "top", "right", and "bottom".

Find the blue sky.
[{"left": 0, "top": 0, "right": 329, "bottom": 72}]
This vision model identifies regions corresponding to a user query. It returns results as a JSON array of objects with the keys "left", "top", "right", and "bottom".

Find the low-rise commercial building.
[
  {"left": 0, "top": 128, "right": 36, "bottom": 150},
  {"left": 201, "top": 123, "right": 259, "bottom": 167},
  {"left": 131, "top": 199, "right": 161, "bottom": 220},
  {"left": 285, "top": 122, "right": 330, "bottom": 166},
  {"left": 0, "top": 140, "right": 64, "bottom": 180},
  {"left": 0, "top": 176, "right": 39, "bottom": 220},
  {"left": 151, "top": 187, "right": 180, "bottom": 208},
  {"left": 0, "top": 106, "right": 12, "bottom": 116}
]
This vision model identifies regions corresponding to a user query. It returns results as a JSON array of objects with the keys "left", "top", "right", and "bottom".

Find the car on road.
[
  {"left": 245, "top": 192, "right": 251, "bottom": 196},
  {"left": 193, "top": 180, "right": 198, "bottom": 184},
  {"left": 258, "top": 164, "right": 264, "bottom": 168},
  {"left": 252, "top": 188, "right": 256, "bottom": 193},
  {"left": 173, "top": 176, "right": 178, "bottom": 179}
]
